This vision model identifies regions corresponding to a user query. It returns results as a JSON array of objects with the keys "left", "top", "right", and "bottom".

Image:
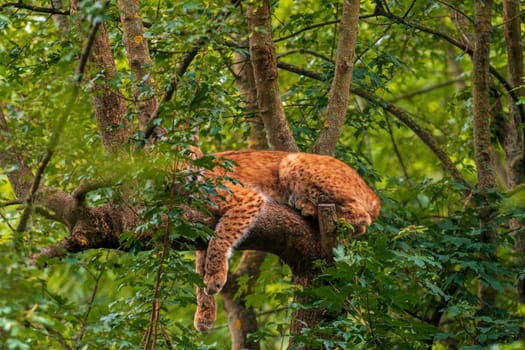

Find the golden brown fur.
[{"left": 193, "top": 150, "right": 380, "bottom": 331}]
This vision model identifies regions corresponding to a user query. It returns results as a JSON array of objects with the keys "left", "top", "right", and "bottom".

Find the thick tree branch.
[
  {"left": 503, "top": 0, "right": 525, "bottom": 306},
  {"left": 219, "top": 21, "right": 269, "bottom": 349},
  {"left": 313, "top": 0, "right": 360, "bottom": 156},
  {"left": 85, "top": 22, "right": 130, "bottom": 152},
  {"left": 117, "top": 0, "right": 158, "bottom": 133},
  {"left": 33, "top": 201, "right": 323, "bottom": 274},
  {"left": 233, "top": 42, "right": 267, "bottom": 150},
  {"left": 220, "top": 251, "right": 265, "bottom": 350},
  {"left": 502, "top": 0, "right": 525, "bottom": 184},
  {"left": 247, "top": 0, "right": 298, "bottom": 152}
]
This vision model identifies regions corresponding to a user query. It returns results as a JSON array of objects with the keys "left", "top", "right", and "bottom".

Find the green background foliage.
[{"left": 1, "top": 0, "right": 524, "bottom": 349}]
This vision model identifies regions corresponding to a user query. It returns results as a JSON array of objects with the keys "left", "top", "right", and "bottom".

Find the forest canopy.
[{"left": 1, "top": 0, "right": 524, "bottom": 349}]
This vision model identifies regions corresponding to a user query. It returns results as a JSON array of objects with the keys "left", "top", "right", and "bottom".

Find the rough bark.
[
  {"left": 472, "top": 0, "right": 498, "bottom": 310},
  {"left": 233, "top": 46, "right": 267, "bottom": 150},
  {"left": 220, "top": 251, "right": 265, "bottom": 350},
  {"left": 88, "top": 22, "right": 131, "bottom": 153},
  {"left": 71, "top": 0, "right": 130, "bottom": 153},
  {"left": 247, "top": 0, "right": 298, "bottom": 152},
  {"left": 313, "top": 0, "right": 360, "bottom": 156},
  {"left": 286, "top": 204, "right": 340, "bottom": 350},
  {"left": 117, "top": 0, "right": 158, "bottom": 132},
  {"left": 502, "top": 0, "right": 525, "bottom": 304},
  {"left": 30, "top": 199, "right": 324, "bottom": 275}
]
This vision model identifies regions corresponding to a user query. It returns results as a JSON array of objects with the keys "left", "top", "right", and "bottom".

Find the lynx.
[{"left": 193, "top": 150, "right": 380, "bottom": 331}]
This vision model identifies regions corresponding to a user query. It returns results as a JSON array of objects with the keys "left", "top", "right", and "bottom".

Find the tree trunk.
[
  {"left": 233, "top": 44, "right": 267, "bottom": 150},
  {"left": 502, "top": 0, "right": 525, "bottom": 304},
  {"left": 472, "top": 0, "right": 498, "bottom": 310},
  {"left": 247, "top": 0, "right": 298, "bottom": 152},
  {"left": 88, "top": 22, "right": 131, "bottom": 153},
  {"left": 217, "top": 23, "right": 270, "bottom": 349},
  {"left": 71, "top": 0, "right": 130, "bottom": 153},
  {"left": 117, "top": 0, "right": 158, "bottom": 132},
  {"left": 220, "top": 251, "right": 266, "bottom": 350}
]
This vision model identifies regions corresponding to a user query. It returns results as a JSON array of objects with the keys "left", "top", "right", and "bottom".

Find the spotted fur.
[{"left": 193, "top": 150, "right": 380, "bottom": 331}]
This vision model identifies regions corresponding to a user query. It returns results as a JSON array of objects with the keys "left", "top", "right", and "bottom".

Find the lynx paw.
[
  {"left": 203, "top": 271, "right": 227, "bottom": 295},
  {"left": 194, "top": 287, "right": 217, "bottom": 331},
  {"left": 294, "top": 198, "right": 317, "bottom": 217},
  {"left": 194, "top": 304, "right": 216, "bottom": 331}
]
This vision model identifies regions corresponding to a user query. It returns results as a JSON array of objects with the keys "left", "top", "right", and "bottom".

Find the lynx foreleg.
[
  {"left": 194, "top": 249, "right": 217, "bottom": 331},
  {"left": 204, "top": 187, "right": 266, "bottom": 295}
]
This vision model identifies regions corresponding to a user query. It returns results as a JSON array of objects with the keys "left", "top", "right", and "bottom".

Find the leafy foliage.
[{"left": 1, "top": 0, "right": 524, "bottom": 349}]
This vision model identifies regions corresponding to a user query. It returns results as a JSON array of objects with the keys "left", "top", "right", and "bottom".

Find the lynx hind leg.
[
  {"left": 204, "top": 187, "right": 266, "bottom": 296},
  {"left": 194, "top": 249, "right": 217, "bottom": 332}
]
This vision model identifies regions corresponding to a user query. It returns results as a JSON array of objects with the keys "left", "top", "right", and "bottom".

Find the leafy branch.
[{"left": 277, "top": 61, "right": 470, "bottom": 189}]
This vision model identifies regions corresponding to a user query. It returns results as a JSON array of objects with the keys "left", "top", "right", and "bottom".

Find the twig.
[
  {"left": 144, "top": 4, "right": 240, "bottom": 141},
  {"left": 44, "top": 324, "right": 73, "bottom": 350},
  {"left": 0, "top": 210, "right": 16, "bottom": 232},
  {"left": 277, "top": 49, "right": 331, "bottom": 62},
  {"left": 143, "top": 165, "right": 178, "bottom": 349},
  {"left": 385, "top": 115, "right": 410, "bottom": 180},
  {"left": 75, "top": 251, "right": 110, "bottom": 344},
  {"left": 389, "top": 79, "right": 463, "bottom": 103}
]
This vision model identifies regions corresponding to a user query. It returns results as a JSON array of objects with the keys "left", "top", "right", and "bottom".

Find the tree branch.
[
  {"left": 0, "top": 2, "right": 70, "bottom": 15},
  {"left": 247, "top": 0, "right": 298, "bottom": 152},
  {"left": 117, "top": 0, "right": 158, "bottom": 132},
  {"left": 33, "top": 200, "right": 323, "bottom": 274},
  {"left": 313, "top": 0, "right": 360, "bottom": 156}
]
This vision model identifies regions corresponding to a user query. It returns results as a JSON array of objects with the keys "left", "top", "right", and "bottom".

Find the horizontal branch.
[
  {"left": 1, "top": 2, "right": 70, "bottom": 15},
  {"left": 33, "top": 200, "right": 323, "bottom": 275},
  {"left": 0, "top": 199, "right": 24, "bottom": 207}
]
